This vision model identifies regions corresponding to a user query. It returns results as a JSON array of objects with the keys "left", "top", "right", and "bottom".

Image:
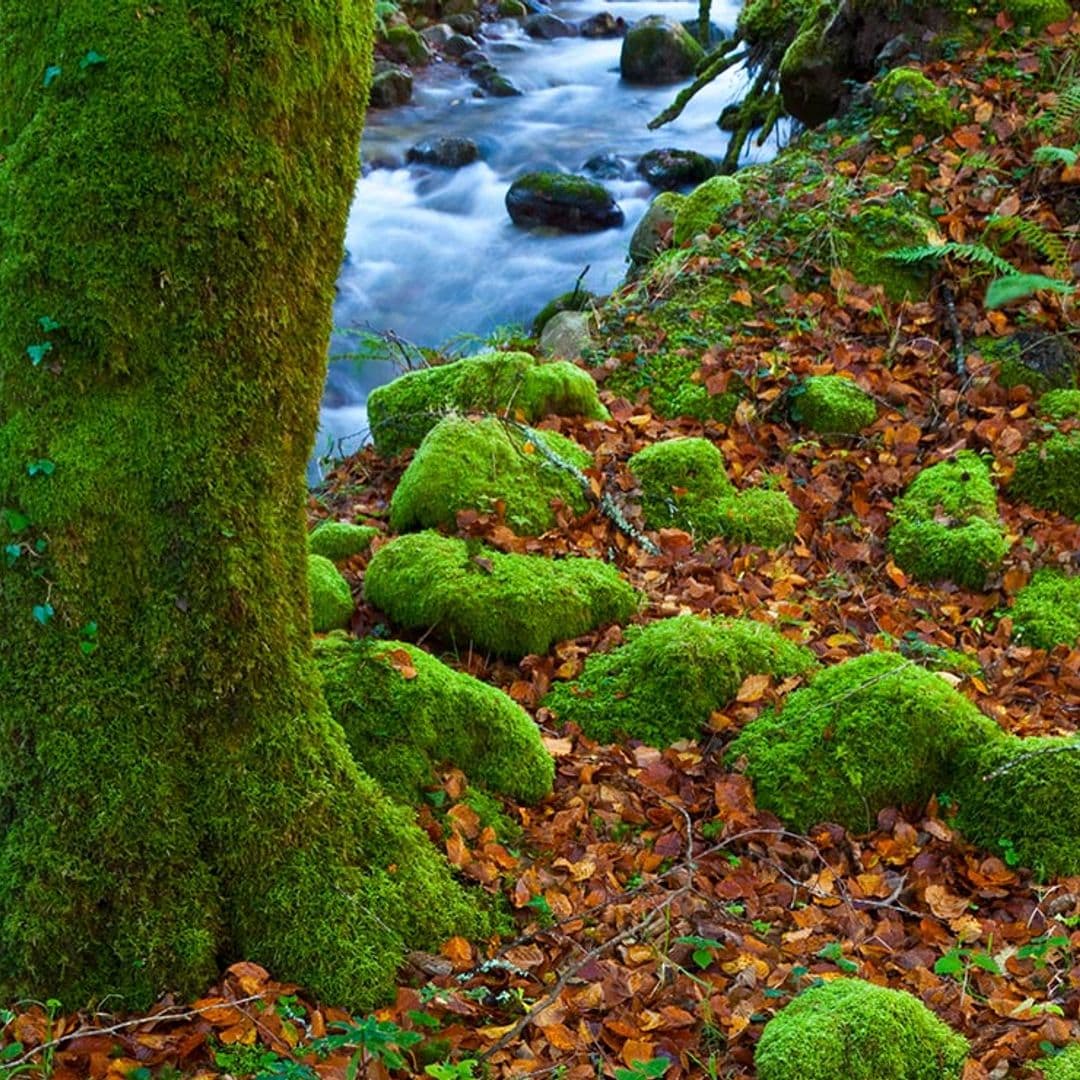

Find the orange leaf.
[
  {"left": 736, "top": 673, "right": 771, "bottom": 703},
  {"left": 384, "top": 648, "right": 417, "bottom": 680},
  {"left": 441, "top": 936, "right": 474, "bottom": 969},
  {"left": 731, "top": 289, "right": 753, "bottom": 307}
]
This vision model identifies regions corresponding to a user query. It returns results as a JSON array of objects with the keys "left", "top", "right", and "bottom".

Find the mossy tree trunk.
[{"left": 0, "top": 2, "right": 478, "bottom": 1009}]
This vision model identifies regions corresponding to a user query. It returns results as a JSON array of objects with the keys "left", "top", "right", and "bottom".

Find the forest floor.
[{"left": 4, "top": 12, "right": 1080, "bottom": 1080}]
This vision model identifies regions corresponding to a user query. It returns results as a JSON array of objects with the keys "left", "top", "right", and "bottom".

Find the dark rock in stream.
[
  {"left": 469, "top": 61, "right": 523, "bottom": 97},
  {"left": 407, "top": 136, "right": 481, "bottom": 168},
  {"left": 444, "top": 32, "right": 480, "bottom": 57},
  {"left": 620, "top": 15, "right": 704, "bottom": 84},
  {"left": 582, "top": 152, "right": 632, "bottom": 180},
  {"left": 637, "top": 147, "right": 717, "bottom": 190},
  {"left": 369, "top": 65, "right": 414, "bottom": 109},
  {"left": 524, "top": 12, "right": 578, "bottom": 38},
  {"left": 579, "top": 12, "right": 627, "bottom": 37},
  {"left": 506, "top": 172, "right": 624, "bottom": 232}
]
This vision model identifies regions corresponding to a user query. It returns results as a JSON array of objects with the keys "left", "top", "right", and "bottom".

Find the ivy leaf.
[
  {"left": 27, "top": 460, "right": 56, "bottom": 477},
  {"left": 79, "top": 50, "right": 107, "bottom": 69},
  {"left": 38, "top": 315, "right": 62, "bottom": 333},
  {"left": 32, "top": 603, "right": 54, "bottom": 626},
  {"left": 43, "top": 65, "right": 62, "bottom": 87},
  {"left": 27, "top": 342, "right": 53, "bottom": 366}
]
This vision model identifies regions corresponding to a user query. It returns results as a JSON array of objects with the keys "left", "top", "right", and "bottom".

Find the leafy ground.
[{"left": 4, "top": 13, "right": 1080, "bottom": 1080}]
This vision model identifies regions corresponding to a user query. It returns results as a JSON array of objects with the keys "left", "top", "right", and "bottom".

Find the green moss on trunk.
[{"left": 0, "top": 1, "right": 484, "bottom": 1010}]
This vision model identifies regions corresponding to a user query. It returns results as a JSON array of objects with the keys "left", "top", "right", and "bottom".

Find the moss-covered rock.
[
  {"left": 1011, "top": 569, "right": 1080, "bottom": 650},
  {"left": 629, "top": 437, "right": 798, "bottom": 548},
  {"left": 672, "top": 176, "right": 742, "bottom": 246},
  {"left": 544, "top": 615, "right": 817, "bottom": 746},
  {"left": 1005, "top": 0, "right": 1071, "bottom": 32},
  {"left": 389, "top": 416, "right": 590, "bottom": 535},
  {"left": 1040, "top": 389, "right": 1080, "bottom": 421},
  {"left": 366, "top": 351, "right": 609, "bottom": 456},
  {"left": 506, "top": 172, "right": 624, "bottom": 232},
  {"left": 637, "top": 148, "right": 716, "bottom": 191},
  {"left": 385, "top": 24, "right": 432, "bottom": 65},
  {"left": 309, "top": 521, "right": 379, "bottom": 561},
  {"left": 629, "top": 192, "right": 685, "bottom": 267},
  {"left": 309, "top": 554, "right": 355, "bottom": 632},
  {"left": 986, "top": 331, "right": 1078, "bottom": 395},
  {"left": 1040, "top": 1045, "right": 1080, "bottom": 1080},
  {"left": 888, "top": 452, "right": 1008, "bottom": 589},
  {"left": 620, "top": 15, "right": 704, "bottom": 84},
  {"left": 364, "top": 531, "right": 641, "bottom": 657},
  {"left": 755, "top": 978, "right": 969, "bottom": 1080},
  {"left": 791, "top": 375, "right": 876, "bottom": 436},
  {"left": 315, "top": 634, "right": 554, "bottom": 804},
  {"left": 1010, "top": 431, "right": 1080, "bottom": 520},
  {"left": 727, "top": 652, "right": 1002, "bottom": 833},
  {"left": 532, "top": 289, "right": 596, "bottom": 336},
  {"left": 872, "top": 67, "right": 956, "bottom": 139},
  {"left": 955, "top": 733, "right": 1080, "bottom": 878}
]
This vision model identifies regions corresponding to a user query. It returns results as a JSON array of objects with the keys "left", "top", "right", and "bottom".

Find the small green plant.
[
  {"left": 615, "top": 1059, "right": 671, "bottom": 1080},
  {"left": 425, "top": 1060, "right": 480, "bottom": 1079},
  {"left": 525, "top": 894, "right": 555, "bottom": 928},
  {"left": 212, "top": 1040, "right": 284, "bottom": 1077},
  {"left": 816, "top": 941, "right": 859, "bottom": 973},
  {"left": 676, "top": 935, "right": 724, "bottom": 970},
  {"left": 311, "top": 1016, "right": 423, "bottom": 1076}
]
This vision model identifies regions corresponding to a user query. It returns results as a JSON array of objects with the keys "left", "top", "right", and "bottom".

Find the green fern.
[
  {"left": 1043, "top": 80, "right": 1080, "bottom": 135},
  {"left": 1033, "top": 144, "right": 1079, "bottom": 168},
  {"left": 985, "top": 215, "right": 1071, "bottom": 277},
  {"left": 985, "top": 274, "right": 1077, "bottom": 309},
  {"left": 884, "top": 242, "right": 1016, "bottom": 275}
]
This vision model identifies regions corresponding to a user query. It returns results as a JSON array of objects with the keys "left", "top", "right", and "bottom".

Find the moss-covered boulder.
[
  {"left": 629, "top": 191, "right": 685, "bottom": 267},
  {"left": 988, "top": 331, "right": 1078, "bottom": 395},
  {"left": 630, "top": 438, "right": 798, "bottom": 548},
  {"left": 790, "top": 375, "right": 876, "bottom": 436},
  {"left": 637, "top": 147, "right": 716, "bottom": 191},
  {"left": 385, "top": 25, "right": 432, "bottom": 65},
  {"left": 389, "top": 416, "right": 590, "bottom": 535},
  {"left": 506, "top": 172, "right": 624, "bottom": 232},
  {"left": 955, "top": 734, "right": 1080, "bottom": 878},
  {"left": 672, "top": 175, "right": 742, "bottom": 246},
  {"left": 308, "top": 554, "right": 354, "bottom": 632},
  {"left": 1011, "top": 569, "right": 1080, "bottom": 650},
  {"left": 1010, "top": 431, "right": 1080, "bottom": 520},
  {"left": 532, "top": 288, "right": 596, "bottom": 336},
  {"left": 315, "top": 634, "right": 554, "bottom": 804},
  {"left": 888, "top": 452, "right": 1008, "bottom": 589},
  {"left": 620, "top": 15, "right": 704, "bottom": 84},
  {"left": 1040, "top": 389, "right": 1080, "bottom": 421},
  {"left": 755, "top": 978, "right": 969, "bottom": 1080},
  {"left": 544, "top": 615, "right": 817, "bottom": 746},
  {"left": 1040, "top": 1045, "right": 1080, "bottom": 1080},
  {"left": 309, "top": 521, "right": 379, "bottom": 561},
  {"left": 364, "top": 531, "right": 641, "bottom": 658},
  {"left": 872, "top": 67, "right": 956, "bottom": 139},
  {"left": 366, "top": 351, "right": 609, "bottom": 456},
  {"left": 727, "top": 652, "right": 1002, "bottom": 833}
]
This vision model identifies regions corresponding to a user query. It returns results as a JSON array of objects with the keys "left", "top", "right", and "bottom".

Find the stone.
[
  {"left": 540, "top": 310, "right": 592, "bottom": 359},
  {"left": 636, "top": 147, "right": 716, "bottom": 190},
  {"left": 620, "top": 15, "right": 704, "bottom": 84},
  {"left": 406, "top": 136, "right": 481, "bottom": 168},
  {"left": 369, "top": 66, "right": 413, "bottom": 108},
  {"left": 506, "top": 171, "right": 624, "bottom": 232},
  {"left": 579, "top": 11, "right": 627, "bottom": 36},
  {"left": 628, "top": 191, "right": 683, "bottom": 266},
  {"left": 524, "top": 12, "right": 577, "bottom": 37}
]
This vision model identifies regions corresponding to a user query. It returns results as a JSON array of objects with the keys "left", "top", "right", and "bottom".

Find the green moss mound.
[
  {"left": 1012, "top": 569, "right": 1080, "bottom": 650},
  {"left": 888, "top": 452, "right": 1008, "bottom": 589},
  {"left": 309, "top": 521, "right": 379, "bottom": 561},
  {"left": 987, "top": 332, "right": 1078, "bottom": 395},
  {"left": 1040, "top": 1045, "right": 1080, "bottom": 1080},
  {"left": 672, "top": 176, "right": 742, "bottom": 246},
  {"left": 544, "top": 615, "right": 817, "bottom": 747},
  {"left": 1040, "top": 389, "right": 1080, "bottom": 421},
  {"left": 1010, "top": 431, "right": 1080, "bottom": 520},
  {"left": 791, "top": 375, "right": 876, "bottom": 436},
  {"left": 364, "top": 531, "right": 641, "bottom": 658},
  {"left": 955, "top": 734, "right": 1080, "bottom": 878},
  {"left": 315, "top": 634, "right": 554, "bottom": 804},
  {"left": 389, "top": 416, "right": 589, "bottom": 536},
  {"left": 872, "top": 67, "right": 956, "bottom": 139},
  {"left": 308, "top": 554, "right": 354, "bottom": 632},
  {"left": 629, "top": 438, "right": 798, "bottom": 548},
  {"left": 1005, "top": 0, "right": 1071, "bottom": 31},
  {"left": 366, "top": 351, "right": 609, "bottom": 456},
  {"left": 728, "top": 652, "right": 1001, "bottom": 833},
  {"left": 755, "top": 978, "right": 969, "bottom": 1080}
]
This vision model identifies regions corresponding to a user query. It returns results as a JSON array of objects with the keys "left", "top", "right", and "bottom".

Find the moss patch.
[
  {"left": 389, "top": 416, "right": 590, "bottom": 535},
  {"left": 544, "top": 615, "right": 817, "bottom": 747},
  {"left": 629, "top": 438, "right": 798, "bottom": 548},
  {"left": 672, "top": 176, "right": 743, "bottom": 246},
  {"left": 755, "top": 978, "right": 969, "bottom": 1080},
  {"left": 315, "top": 634, "right": 553, "bottom": 804},
  {"left": 309, "top": 522, "right": 379, "bottom": 561},
  {"left": 308, "top": 554, "right": 355, "bottom": 632},
  {"left": 872, "top": 67, "right": 957, "bottom": 139},
  {"left": 1040, "top": 1045, "right": 1080, "bottom": 1080},
  {"left": 790, "top": 375, "right": 876, "bottom": 436},
  {"left": 1011, "top": 569, "right": 1080, "bottom": 650},
  {"left": 888, "top": 452, "right": 1008, "bottom": 589},
  {"left": 727, "top": 652, "right": 1001, "bottom": 833},
  {"left": 367, "top": 351, "right": 609, "bottom": 456},
  {"left": 1010, "top": 431, "right": 1080, "bottom": 520},
  {"left": 1040, "top": 389, "right": 1080, "bottom": 421},
  {"left": 364, "top": 531, "right": 641, "bottom": 658}
]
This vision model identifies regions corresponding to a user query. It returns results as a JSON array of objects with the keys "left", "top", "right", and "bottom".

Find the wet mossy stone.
[
  {"left": 309, "top": 522, "right": 379, "bottom": 561},
  {"left": 790, "top": 375, "right": 876, "bottom": 436},
  {"left": 888, "top": 452, "right": 1008, "bottom": 589},
  {"left": 506, "top": 172, "right": 624, "bottom": 232},
  {"left": 955, "top": 733, "right": 1080, "bottom": 878},
  {"left": 370, "top": 65, "right": 414, "bottom": 108},
  {"left": 620, "top": 15, "right": 704, "bottom": 84},
  {"left": 872, "top": 67, "right": 956, "bottom": 139},
  {"left": 315, "top": 634, "right": 554, "bottom": 804},
  {"left": 1011, "top": 569, "right": 1080, "bottom": 650},
  {"left": 1006, "top": 0, "right": 1071, "bottom": 31},
  {"left": 755, "top": 978, "right": 969, "bottom": 1080},
  {"left": 988, "top": 331, "right": 1078, "bottom": 395},
  {"left": 1041, "top": 1044, "right": 1080, "bottom": 1080},
  {"left": 629, "top": 191, "right": 684, "bottom": 268},
  {"left": 672, "top": 175, "right": 742, "bottom": 246},
  {"left": 1010, "top": 431, "right": 1080, "bottom": 520},
  {"left": 308, "top": 554, "right": 354, "bottom": 632},
  {"left": 532, "top": 289, "right": 596, "bottom": 336},
  {"left": 636, "top": 148, "right": 716, "bottom": 191},
  {"left": 629, "top": 438, "right": 798, "bottom": 548},
  {"left": 364, "top": 532, "right": 641, "bottom": 658},
  {"left": 1040, "top": 389, "right": 1080, "bottom": 421},
  {"left": 385, "top": 25, "right": 432, "bottom": 65},
  {"left": 366, "top": 351, "right": 609, "bottom": 456},
  {"left": 543, "top": 615, "right": 817, "bottom": 747},
  {"left": 389, "top": 416, "right": 590, "bottom": 535},
  {"left": 406, "top": 136, "right": 480, "bottom": 168},
  {"left": 727, "top": 652, "right": 1002, "bottom": 834}
]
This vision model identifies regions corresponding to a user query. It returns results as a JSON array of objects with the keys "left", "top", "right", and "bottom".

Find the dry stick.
[
  {"left": 982, "top": 739, "right": 1080, "bottom": 782},
  {"left": 940, "top": 282, "right": 966, "bottom": 377},
  {"left": 647, "top": 47, "right": 748, "bottom": 130}
]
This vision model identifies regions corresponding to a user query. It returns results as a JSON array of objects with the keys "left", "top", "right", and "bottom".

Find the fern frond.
[
  {"left": 1044, "top": 81, "right": 1080, "bottom": 135},
  {"left": 884, "top": 243, "right": 1016, "bottom": 275},
  {"left": 1033, "top": 145, "right": 1079, "bottom": 168},
  {"left": 985, "top": 215, "right": 1071, "bottom": 277}
]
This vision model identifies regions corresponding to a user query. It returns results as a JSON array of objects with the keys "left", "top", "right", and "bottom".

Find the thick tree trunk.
[{"left": 0, "top": 2, "right": 479, "bottom": 1009}]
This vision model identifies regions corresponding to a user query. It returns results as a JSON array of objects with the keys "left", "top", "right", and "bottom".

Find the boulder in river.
[
  {"left": 369, "top": 65, "right": 413, "bottom": 108},
  {"left": 443, "top": 32, "right": 479, "bottom": 57},
  {"left": 506, "top": 172, "right": 624, "bottom": 232},
  {"left": 384, "top": 25, "right": 432, "bottom": 66},
  {"left": 468, "top": 59, "right": 522, "bottom": 97},
  {"left": 620, "top": 15, "right": 704, "bottom": 84},
  {"left": 582, "top": 152, "right": 631, "bottom": 180},
  {"left": 579, "top": 11, "right": 627, "bottom": 37},
  {"left": 636, "top": 147, "right": 716, "bottom": 190},
  {"left": 524, "top": 12, "right": 578, "bottom": 38},
  {"left": 406, "top": 136, "right": 481, "bottom": 168}
]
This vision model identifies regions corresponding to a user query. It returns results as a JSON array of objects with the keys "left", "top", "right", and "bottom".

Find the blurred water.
[{"left": 316, "top": 0, "right": 781, "bottom": 466}]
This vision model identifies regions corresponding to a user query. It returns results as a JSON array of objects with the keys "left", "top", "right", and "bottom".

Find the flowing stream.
[{"left": 316, "top": 0, "right": 777, "bottom": 466}]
